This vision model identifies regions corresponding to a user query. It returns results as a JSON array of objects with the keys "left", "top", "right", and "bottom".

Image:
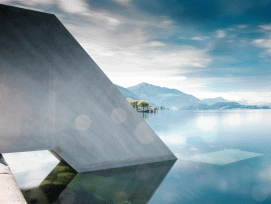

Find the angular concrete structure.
[{"left": 0, "top": 4, "right": 176, "bottom": 172}]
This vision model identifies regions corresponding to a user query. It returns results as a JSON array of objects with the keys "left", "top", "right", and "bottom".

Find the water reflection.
[
  {"left": 21, "top": 159, "right": 176, "bottom": 203},
  {"left": 22, "top": 161, "right": 77, "bottom": 203},
  {"left": 146, "top": 110, "right": 271, "bottom": 203},
  {"left": 6, "top": 110, "right": 271, "bottom": 203},
  {"left": 3, "top": 151, "right": 59, "bottom": 189},
  {"left": 140, "top": 112, "right": 149, "bottom": 121}
]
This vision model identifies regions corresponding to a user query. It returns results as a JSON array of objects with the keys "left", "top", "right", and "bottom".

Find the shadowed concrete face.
[{"left": 0, "top": 4, "right": 176, "bottom": 172}]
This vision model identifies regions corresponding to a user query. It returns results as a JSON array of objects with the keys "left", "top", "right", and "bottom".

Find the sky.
[{"left": 1, "top": 0, "right": 271, "bottom": 104}]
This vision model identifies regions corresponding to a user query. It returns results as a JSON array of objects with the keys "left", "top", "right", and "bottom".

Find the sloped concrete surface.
[
  {"left": 0, "top": 157, "right": 26, "bottom": 204},
  {"left": 0, "top": 4, "right": 176, "bottom": 173}
]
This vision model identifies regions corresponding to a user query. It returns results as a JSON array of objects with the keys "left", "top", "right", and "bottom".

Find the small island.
[{"left": 127, "top": 98, "right": 168, "bottom": 113}]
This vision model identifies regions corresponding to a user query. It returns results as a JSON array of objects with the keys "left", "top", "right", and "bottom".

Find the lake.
[
  {"left": 144, "top": 109, "right": 271, "bottom": 204},
  {"left": 3, "top": 109, "right": 271, "bottom": 203}
]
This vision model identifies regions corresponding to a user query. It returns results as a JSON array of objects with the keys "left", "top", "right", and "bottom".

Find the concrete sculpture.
[{"left": 0, "top": 4, "right": 176, "bottom": 172}]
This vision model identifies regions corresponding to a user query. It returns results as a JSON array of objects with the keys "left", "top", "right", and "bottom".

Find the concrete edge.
[{"left": 0, "top": 154, "right": 27, "bottom": 204}]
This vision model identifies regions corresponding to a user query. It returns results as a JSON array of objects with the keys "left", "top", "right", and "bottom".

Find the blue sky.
[{"left": 2, "top": 0, "right": 271, "bottom": 104}]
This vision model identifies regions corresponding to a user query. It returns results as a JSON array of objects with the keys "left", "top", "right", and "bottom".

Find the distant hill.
[
  {"left": 115, "top": 83, "right": 271, "bottom": 110},
  {"left": 182, "top": 102, "right": 270, "bottom": 110},
  {"left": 127, "top": 82, "right": 201, "bottom": 109},
  {"left": 201, "top": 97, "right": 227, "bottom": 105},
  {"left": 114, "top": 84, "right": 140, "bottom": 100}
]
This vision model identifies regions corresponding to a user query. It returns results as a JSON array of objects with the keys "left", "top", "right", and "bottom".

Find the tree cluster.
[{"left": 127, "top": 98, "right": 149, "bottom": 111}]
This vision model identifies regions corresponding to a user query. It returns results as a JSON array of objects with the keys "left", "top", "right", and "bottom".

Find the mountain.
[
  {"left": 182, "top": 102, "right": 270, "bottom": 110},
  {"left": 115, "top": 84, "right": 140, "bottom": 100},
  {"left": 201, "top": 97, "right": 227, "bottom": 105},
  {"left": 127, "top": 82, "right": 201, "bottom": 109},
  {"left": 116, "top": 83, "right": 270, "bottom": 110}
]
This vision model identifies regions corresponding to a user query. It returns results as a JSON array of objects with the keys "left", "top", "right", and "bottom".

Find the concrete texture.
[
  {"left": 0, "top": 4, "right": 176, "bottom": 173},
  {"left": 0, "top": 157, "right": 27, "bottom": 204}
]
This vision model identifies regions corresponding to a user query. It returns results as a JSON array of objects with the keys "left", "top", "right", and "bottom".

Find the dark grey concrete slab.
[{"left": 0, "top": 4, "right": 176, "bottom": 172}]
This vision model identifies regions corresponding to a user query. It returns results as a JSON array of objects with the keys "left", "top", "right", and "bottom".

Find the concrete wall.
[{"left": 0, "top": 4, "right": 176, "bottom": 172}]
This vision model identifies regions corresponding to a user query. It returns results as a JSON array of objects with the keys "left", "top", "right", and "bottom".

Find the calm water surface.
[
  {"left": 144, "top": 109, "right": 271, "bottom": 204},
  {"left": 4, "top": 109, "right": 271, "bottom": 203}
]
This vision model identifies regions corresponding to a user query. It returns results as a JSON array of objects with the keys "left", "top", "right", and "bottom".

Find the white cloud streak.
[
  {"left": 259, "top": 24, "right": 271, "bottom": 31},
  {"left": 251, "top": 24, "right": 271, "bottom": 60},
  {"left": 113, "top": 0, "right": 131, "bottom": 6},
  {"left": 190, "top": 36, "right": 204, "bottom": 41},
  {"left": 238, "top": 24, "right": 248, "bottom": 29},
  {"left": 217, "top": 30, "right": 226, "bottom": 38},
  {"left": 253, "top": 38, "right": 271, "bottom": 57},
  {"left": 57, "top": 0, "right": 90, "bottom": 14},
  {"left": 151, "top": 47, "right": 211, "bottom": 68},
  {"left": 0, "top": 0, "right": 54, "bottom": 6},
  {"left": 146, "top": 41, "right": 166, "bottom": 47}
]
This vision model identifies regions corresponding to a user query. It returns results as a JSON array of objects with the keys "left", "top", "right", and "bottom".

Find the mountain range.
[
  {"left": 182, "top": 102, "right": 270, "bottom": 110},
  {"left": 114, "top": 84, "right": 140, "bottom": 100},
  {"left": 115, "top": 83, "right": 229, "bottom": 109},
  {"left": 115, "top": 82, "right": 270, "bottom": 110},
  {"left": 127, "top": 83, "right": 201, "bottom": 109},
  {"left": 201, "top": 97, "right": 227, "bottom": 105}
]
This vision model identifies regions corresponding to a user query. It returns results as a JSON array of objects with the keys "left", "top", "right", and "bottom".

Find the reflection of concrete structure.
[
  {"left": 21, "top": 160, "right": 176, "bottom": 203},
  {"left": 183, "top": 149, "right": 263, "bottom": 165},
  {"left": 0, "top": 4, "right": 176, "bottom": 172}
]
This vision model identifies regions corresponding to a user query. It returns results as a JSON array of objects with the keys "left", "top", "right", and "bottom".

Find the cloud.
[
  {"left": 238, "top": 24, "right": 248, "bottom": 29},
  {"left": 152, "top": 47, "right": 211, "bottom": 68},
  {"left": 2, "top": 0, "right": 92, "bottom": 15},
  {"left": 113, "top": 0, "right": 131, "bottom": 6},
  {"left": 190, "top": 36, "right": 204, "bottom": 41},
  {"left": 251, "top": 24, "right": 271, "bottom": 59},
  {"left": 162, "top": 20, "right": 173, "bottom": 26},
  {"left": 253, "top": 38, "right": 271, "bottom": 57},
  {"left": 226, "top": 40, "right": 235, "bottom": 43},
  {"left": 146, "top": 41, "right": 166, "bottom": 47},
  {"left": 259, "top": 24, "right": 271, "bottom": 31},
  {"left": 0, "top": 0, "right": 55, "bottom": 6},
  {"left": 57, "top": 0, "right": 90, "bottom": 14},
  {"left": 217, "top": 30, "right": 226, "bottom": 38}
]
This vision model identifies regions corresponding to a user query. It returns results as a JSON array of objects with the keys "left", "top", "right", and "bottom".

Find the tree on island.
[
  {"left": 127, "top": 98, "right": 139, "bottom": 110},
  {"left": 131, "top": 100, "right": 139, "bottom": 110},
  {"left": 138, "top": 100, "right": 149, "bottom": 112}
]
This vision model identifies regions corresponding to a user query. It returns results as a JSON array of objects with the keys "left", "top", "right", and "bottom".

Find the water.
[
  {"left": 3, "top": 109, "right": 271, "bottom": 203},
  {"left": 143, "top": 109, "right": 271, "bottom": 204}
]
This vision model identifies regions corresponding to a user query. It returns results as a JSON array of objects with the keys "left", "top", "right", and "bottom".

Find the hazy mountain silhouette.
[
  {"left": 201, "top": 97, "right": 227, "bottom": 105},
  {"left": 127, "top": 82, "right": 201, "bottom": 109},
  {"left": 115, "top": 83, "right": 270, "bottom": 110},
  {"left": 115, "top": 84, "right": 140, "bottom": 100},
  {"left": 183, "top": 102, "right": 270, "bottom": 110}
]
